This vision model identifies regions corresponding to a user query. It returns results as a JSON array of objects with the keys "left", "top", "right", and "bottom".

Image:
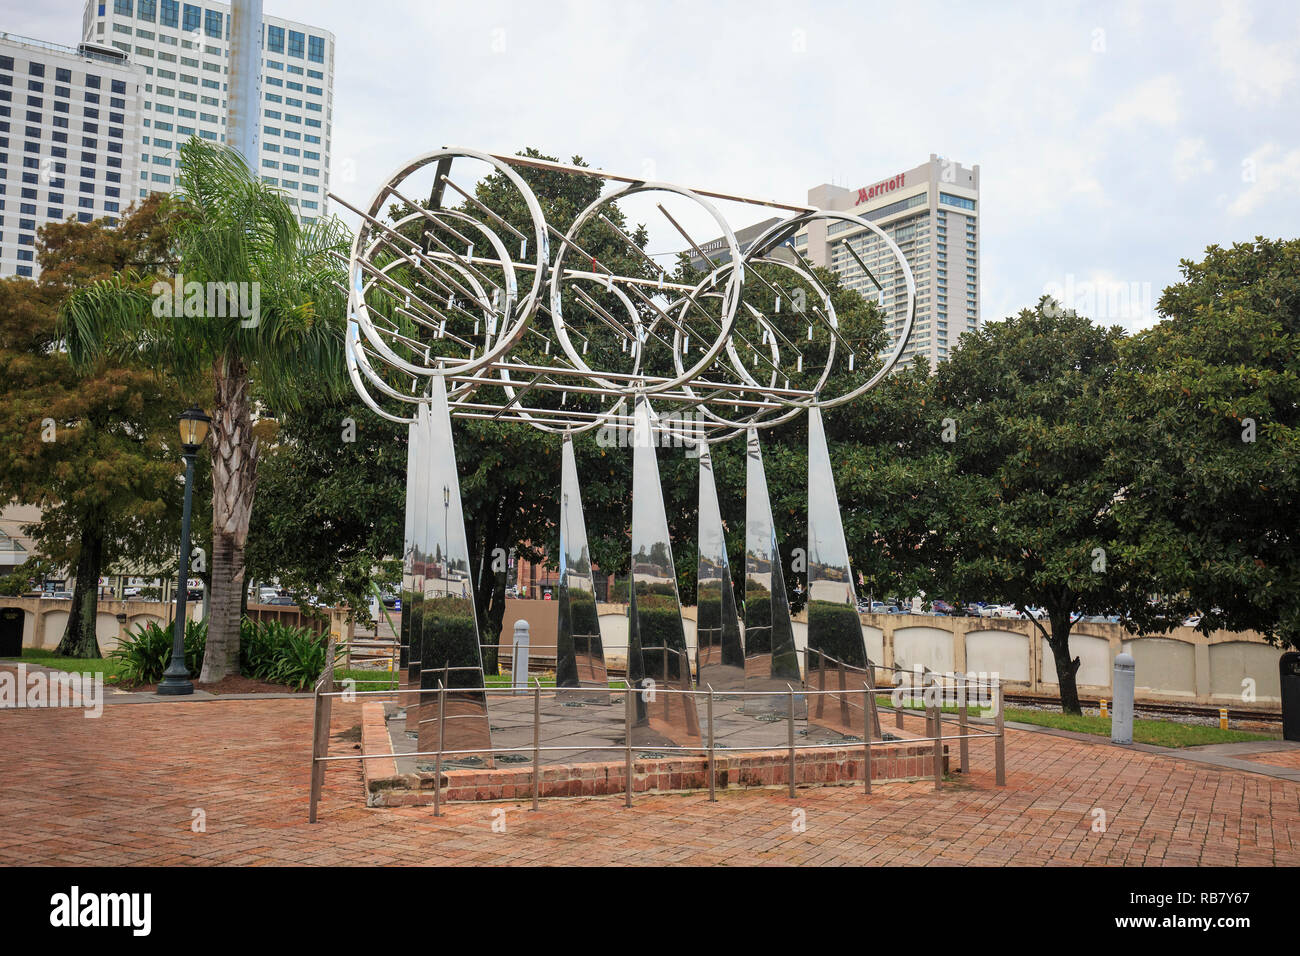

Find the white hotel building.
[
  {"left": 797, "top": 155, "right": 980, "bottom": 368},
  {"left": 80, "top": 0, "right": 335, "bottom": 224},
  {"left": 0, "top": 33, "right": 143, "bottom": 277}
]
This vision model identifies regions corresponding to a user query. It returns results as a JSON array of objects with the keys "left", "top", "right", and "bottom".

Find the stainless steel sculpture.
[
  {"left": 338, "top": 148, "right": 913, "bottom": 756},
  {"left": 555, "top": 436, "right": 609, "bottom": 698},
  {"left": 695, "top": 444, "right": 745, "bottom": 692}
]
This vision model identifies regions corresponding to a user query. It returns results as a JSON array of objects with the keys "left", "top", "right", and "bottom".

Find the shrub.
[{"left": 111, "top": 619, "right": 206, "bottom": 685}]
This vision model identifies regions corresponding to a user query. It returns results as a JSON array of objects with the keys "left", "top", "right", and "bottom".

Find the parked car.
[
  {"left": 265, "top": 596, "right": 297, "bottom": 606},
  {"left": 930, "top": 600, "right": 956, "bottom": 616}
]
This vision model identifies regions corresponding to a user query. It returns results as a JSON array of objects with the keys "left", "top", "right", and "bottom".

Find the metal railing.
[{"left": 307, "top": 659, "right": 1007, "bottom": 822}]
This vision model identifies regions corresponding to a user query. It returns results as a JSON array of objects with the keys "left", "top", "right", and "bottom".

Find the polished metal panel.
[
  {"left": 742, "top": 429, "right": 803, "bottom": 714},
  {"left": 398, "top": 416, "right": 420, "bottom": 691},
  {"left": 627, "top": 396, "right": 701, "bottom": 749},
  {"left": 806, "top": 406, "right": 879, "bottom": 738},
  {"left": 414, "top": 374, "right": 493, "bottom": 767},
  {"left": 555, "top": 436, "right": 609, "bottom": 700},
  {"left": 695, "top": 444, "right": 745, "bottom": 691}
]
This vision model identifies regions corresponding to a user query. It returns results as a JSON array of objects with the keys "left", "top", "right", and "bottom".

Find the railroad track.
[{"left": 1003, "top": 691, "right": 1281, "bottom": 723}]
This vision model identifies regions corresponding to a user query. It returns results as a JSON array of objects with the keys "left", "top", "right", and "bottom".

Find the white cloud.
[
  {"left": 1211, "top": 0, "right": 1300, "bottom": 106},
  {"left": 1099, "top": 74, "right": 1181, "bottom": 129},
  {"left": 1229, "top": 143, "right": 1300, "bottom": 216},
  {"left": 1172, "top": 137, "right": 1215, "bottom": 182}
]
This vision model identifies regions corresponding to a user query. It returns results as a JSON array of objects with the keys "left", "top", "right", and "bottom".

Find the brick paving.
[
  {"left": 1243, "top": 749, "right": 1300, "bottom": 770},
  {"left": 1, "top": 697, "right": 1297, "bottom": 865}
]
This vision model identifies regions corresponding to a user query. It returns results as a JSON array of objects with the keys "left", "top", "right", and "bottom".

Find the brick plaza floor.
[{"left": 1, "top": 696, "right": 1297, "bottom": 866}]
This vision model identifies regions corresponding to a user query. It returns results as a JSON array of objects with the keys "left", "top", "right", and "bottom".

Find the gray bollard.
[
  {"left": 512, "top": 619, "right": 530, "bottom": 695},
  {"left": 1111, "top": 652, "right": 1135, "bottom": 744}
]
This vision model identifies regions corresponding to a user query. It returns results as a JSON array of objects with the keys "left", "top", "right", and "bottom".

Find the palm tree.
[{"left": 61, "top": 138, "right": 349, "bottom": 682}]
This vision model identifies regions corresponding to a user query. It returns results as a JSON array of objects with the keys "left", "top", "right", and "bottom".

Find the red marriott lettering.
[{"left": 856, "top": 173, "right": 906, "bottom": 205}]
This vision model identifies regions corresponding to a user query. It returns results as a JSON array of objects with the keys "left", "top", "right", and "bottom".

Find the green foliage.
[
  {"left": 111, "top": 616, "right": 327, "bottom": 689},
  {"left": 1113, "top": 238, "right": 1300, "bottom": 646},
  {"left": 110, "top": 618, "right": 207, "bottom": 685}
]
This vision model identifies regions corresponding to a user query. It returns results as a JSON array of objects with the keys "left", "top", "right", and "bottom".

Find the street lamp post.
[{"left": 158, "top": 407, "right": 211, "bottom": 696}]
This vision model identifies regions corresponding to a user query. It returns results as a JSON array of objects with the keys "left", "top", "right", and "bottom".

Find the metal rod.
[
  {"left": 787, "top": 685, "right": 797, "bottom": 799},
  {"left": 656, "top": 202, "right": 717, "bottom": 271},
  {"left": 958, "top": 674, "right": 969, "bottom": 774},
  {"left": 532, "top": 679, "right": 541, "bottom": 811},
  {"left": 932, "top": 684, "right": 944, "bottom": 792},
  {"left": 433, "top": 680, "right": 445, "bottom": 817},
  {"left": 308, "top": 681, "right": 327, "bottom": 823},
  {"left": 624, "top": 686, "right": 634, "bottom": 808},
  {"left": 706, "top": 683, "right": 716, "bottom": 803},
  {"left": 995, "top": 682, "right": 1007, "bottom": 787},
  {"left": 862, "top": 688, "right": 872, "bottom": 795}
]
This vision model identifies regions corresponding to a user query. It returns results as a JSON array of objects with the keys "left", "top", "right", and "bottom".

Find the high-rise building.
[
  {"left": 0, "top": 32, "right": 143, "bottom": 278},
  {"left": 798, "top": 155, "right": 980, "bottom": 368},
  {"left": 81, "top": 0, "right": 334, "bottom": 223}
]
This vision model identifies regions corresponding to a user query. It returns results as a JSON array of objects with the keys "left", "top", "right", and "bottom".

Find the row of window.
[{"left": 110, "top": 0, "right": 328, "bottom": 63}]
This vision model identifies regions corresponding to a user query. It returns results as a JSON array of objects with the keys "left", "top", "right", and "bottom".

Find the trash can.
[
  {"left": 1281, "top": 652, "right": 1300, "bottom": 743},
  {"left": 0, "top": 607, "right": 23, "bottom": 658}
]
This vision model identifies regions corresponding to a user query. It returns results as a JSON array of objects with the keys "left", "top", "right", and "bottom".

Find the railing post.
[
  {"left": 308, "top": 680, "right": 329, "bottom": 823},
  {"left": 862, "top": 687, "right": 872, "bottom": 795},
  {"left": 531, "top": 678, "right": 541, "bottom": 811},
  {"left": 958, "top": 673, "right": 970, "bottom": 774},
  {"left": 787, "top": 685, "right": 797, "bottom": 799},
  {"left": 932, "top": 692, "right": 943, "bottom": 791},
  {"left": 706, "top": 683, "right": 716, "bottom": 802},
  {"left": 433, "top": 680, "right": 445, "bottom": 817},
  {"left": 995, "top": 680, "right": 1006, "bottom": 787},
  {"left": 895, "top": 666, "right": 905, "bottom": 730},
  {"left": 624, "top": 685, "right": 633, "bottom": 808},
  {"left": 815, "top": 649, "right": 826, "bottom": 718}
]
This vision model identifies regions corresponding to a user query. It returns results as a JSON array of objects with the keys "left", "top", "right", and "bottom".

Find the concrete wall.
[
  {"left": 0, "top": 596, "right": 351, "bottom": 654},
  {"left": 861, "top": 612, "right": 1286, "bottom": 710},
  {"left": 451, "top": 600, "right": 1289, "bottom": 711}
]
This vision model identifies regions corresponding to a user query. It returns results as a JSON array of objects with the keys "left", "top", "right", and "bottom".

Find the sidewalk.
[{"left": 0, "top": 695, "right": 1296, "bottom": 865}]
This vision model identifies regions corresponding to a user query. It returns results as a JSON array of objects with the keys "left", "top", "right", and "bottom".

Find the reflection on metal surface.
[
  {"left": 626, "top": 396, "right": 701, "bottom": 748},
  {"left": 413, "top": 374, "right": 492, "bottom": 766},
  {"left": 743, "top": 429, "right": 803, "bottom": 713},
  {"left": 399, "top": 414, "right": 421, "bottom": 698},
  {"left": 806, "top": 406, "right": 877, "bottom": 737},
  {"left": 696, "top": 444, "right": 746, "bottom": 691},
  {"left": 805, "top": 647, "right": 883, "bottom": 740},
  {"left": 556, "top": 436, "right": 610, "bottom": 702}
]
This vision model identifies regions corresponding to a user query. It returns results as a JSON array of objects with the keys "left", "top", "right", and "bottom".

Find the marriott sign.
[{"left": 855, "top": 172, "right": 906, "bottom": 205}]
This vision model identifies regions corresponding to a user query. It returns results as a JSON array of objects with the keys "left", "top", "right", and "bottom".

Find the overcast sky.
[{"left": 8, "top": 0, "right": 1298, "bottom": 331}]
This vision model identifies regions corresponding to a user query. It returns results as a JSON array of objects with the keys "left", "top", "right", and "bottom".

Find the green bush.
[
  {"left": 111, "top": 619, "right": 207, "bottom": 685},
  {"left": 113, "top": 616, "right": 328, "bottom": 690},
  {"left": 241, "top": 619, "right": 330, "bottom": 690}
]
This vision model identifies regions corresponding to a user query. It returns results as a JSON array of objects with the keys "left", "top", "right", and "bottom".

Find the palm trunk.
[
  {"left": 198, "top": 356, "right": 258, "bottom": 683},
  {"left": 57, "top": 524, "right": 104, "bottom": 658}
]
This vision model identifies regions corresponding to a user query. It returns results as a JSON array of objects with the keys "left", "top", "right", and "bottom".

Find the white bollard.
[
  {"left": 512, "top": 619, "right": 530, "bottom": 695},
  {"left": 1111, "top": 653, "right": 1135, "bottom": 744}
]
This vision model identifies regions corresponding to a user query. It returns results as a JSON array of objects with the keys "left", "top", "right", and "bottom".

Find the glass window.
[
  {"left": 267, "top": 25, "right": 285, "bottom": 53},
  {"left": 160, "top": 0, "right": 178, "bottom": 27},
  {"left": 114, "top": 0, "right": 133, "bottom": 15},
  {"left": 288, "top": 30, "right": 305, "bottom": 58},
  {"left": 308, "top": 36, "right": 325, "bottom": 63},
  {"left": 204, "top": 9, "right": 222, "bottom": 38},
  {"left": 182, "top": 3, "right": 200, "bottom": 33}
]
